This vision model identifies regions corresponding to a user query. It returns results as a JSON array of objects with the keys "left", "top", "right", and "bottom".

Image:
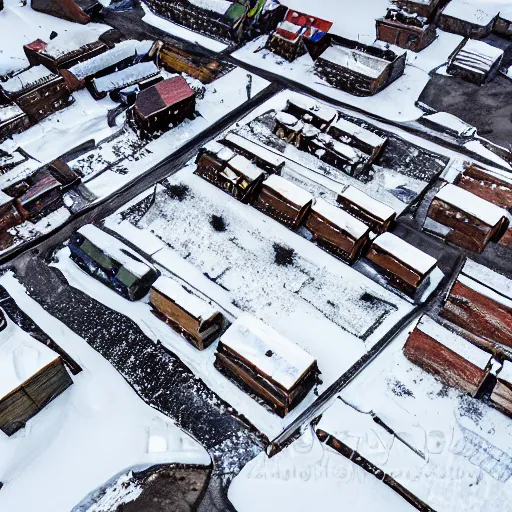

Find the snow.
[
  {"left": 0, "top": 104, "right": 24, "bottom": 123},
  {"left": 1, "top": 65, "right": 56, "bottom": 94},
  {"left": 311, "top": 197, "right": 370, "bottom": 239},
  {"left": 103, "top": 219, "right": 167, "bottom": 256},
  {"left": 41, "top": 31, "right": 104, "bottom": 59},
  {"left": 435, "top": 183, "right": 507, "bottom": 226},
  {"left": 442, "top": 0, "right": 499, "bottom": 26},
  {"left": 331, "top": 116, "right": 386, "bottom": 147},
  {"left": 0, "top": 273, "right": 210, "bottom": 512},
  {"left": 287, "top": 95, "right": 337, "bottom": 124},
  {"left": 339, "top": 185, "right": 395, "bottom": 222},
  {"left": 0, "top": 314, "right": 60, "bottom": 400},
  {"left": 229, "top": 154, "right": 265, "bottom": 181},
  {"left": 372, "top": 232, "right": 437, "bottom": 275},
  {"left": 85, "top": 471, "right": 142, "bottom": 512},
  {"left": 462, "top": 258, "right": 512, "bottom": 300},
  {"left": 188, "top": 0, "right": 231, "bottom": 15},
  {"left": 275, "top": 111, "right": 302, "bottom": 128},
  {"left": 498, "top": 361, "right": 512, "bottom": 384},
  {"left": 417, "top": 315, "right": 492, "bottom": 370},
  {"left": 223, "top": 132, "right": 286, "bottom": 169},
  {"left": 451, "top": 39, "right": 503, "bottom": 76},
  {"left": 457, "top": 274, "right": 512, "bottom": 310},
  {"left": 422, "top": 112, "right": 476, "bottom": 138},
  {"left": 221, "top": 314, "right": 317, "bottom": 392},
  {"left": 263, "top": 174, "right": 314, "bottom": 207},
  {"left": 92, "top": 62, "right": 160, "bottom": 94},
  {"left": 320, "top": 45, "right": 390, "bottom": 79}
]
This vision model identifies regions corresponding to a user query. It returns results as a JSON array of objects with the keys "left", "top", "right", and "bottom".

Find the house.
[
  {"left": 90, "top": 61, "right": 161, "bottom": 100},
  {"left": 69, "top": 224, "right": 160, "bottom": 301},
  {"left": 437, "top": 0, "right": 499, "bottom": 38},
  {"left": 221, "top": 133, "right": 286, "bottom": 174},
  {"left": 150, "top": 276, "right": 224, "bottom": 350},
  {"left": 273, "top": 111, "right": 304, "bottom": 145},
  {"left": 305, "top": 198, "right": 370, "bottom": 263},
  {"left": 284, "top": 95, "right": 337, "bottom": 131},
  {"left": 47, "top": 160, "right": 82, "bottom": 190},
  {"left": 0, "top": 66, "right": 73, "bottom": 123},
  {"left": 214, "top": 314, "right": 319, "bottom": 418},
  {"left": 253, "top": 174, "right": 313, "bottom": 230},
  {"left": 447, "top": 39, "right": 503, "bottom": 86},
  {"left": 194, "top": 141, "right": 265, "bottom": 203},
  {"left": 366, "top": 232, "right": 437, "bottom": 297},
  {"left": 494, "top": 9, "right": 512, "bottom": 37},
  {"left": 0, "top": 312, "right": 73, "bottom": 436},
  {"left": 315, "top": 37, "right": 406, "bottom": 97},
  {"left": 490, "top": 362, "right": 512, "bottom": 417},
  {"left": 0, "top": 104, "right": 31, "bottom": 141},
  {"left": 17, "top": 170, "right": 63, "bottom": 221},
  {"left": 403, "top": 316, "right": 492, "bottom": 396},
  {"left": 31, "top": 0, "right": 102, "bottom": 24},
  {"left": 391, "top": 0, "right": 444, "bottom": 19},
  {"left": 132, "top": 76, "right": 195, "bottom": 137},
  {"left": 266, "top": 9, "right": 333, "bottom": 62},
  {"left": 336, "top": 185, "right": 396, "bottom": 234},
  {"left": 23, "top": 38, "right": 108, "bottom": 74},
  {"left": 425, "top": 183, "right": 509, "bottom": 252},
  {"left": 376, "top": 7, "right": 437, "bottom": 52}
]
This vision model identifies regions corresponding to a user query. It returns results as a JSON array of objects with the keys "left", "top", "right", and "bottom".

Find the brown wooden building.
[
  {"left": 17, "top": 170, "right": 64, "bottom": 221},
  {"left": 491, "top": 362, "right": 512, "bottom": 417},
  {"left": 253, "top": 174, "right": 313, "bottom": 231},
  {"left": 392, "top": 0, "right": 445, "bottom": 19},
  {"left": 367, "top": 232, "right": 437, "bottom": 297},
  {"left": 47, "top": 160, "right": 82, "bottom": 191},
  {"left": 214, "top": 315, "right": 319, "bottom": 418},
  {"left": 403, "top": 316, "right": 492, "bottom": 396},
  {"left": 438, "top": 1, "right": 498, "bottom": 38},
  {"left": 495, "top": 10, "right": 512, "bottom": 37},
  {"left": 305, "top": 198, "right": 370, "bottom": 263},
  {"left": 0, "top": 104, "right": 31, "bottom": 142},
  {"left": 284, "top": 95, "right": 337, "bottom": 131},
  {"left": 31, "top": 0, "right": 102, "bottom": 24}
]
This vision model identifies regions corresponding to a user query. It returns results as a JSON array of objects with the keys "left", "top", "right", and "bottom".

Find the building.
[
  {"left": 253, "top": 174, "right": 313, "bottom": 231},
  {"left": 0, "top": 191, "right": 24, "bottom": 247},
  {"left": 0, "top": 104, "right": 31, "bottom": 141},
  {"left": 150, "top": 276, "right": 224, "bottom": 350},
  {"left": 305, "top": 198, "right": 370, "bottom": 263},
  {"left": 447, "top": 39, "right": 503, "bottom": 86},
  {"left": 17, "top": 170, "right": 64, "bottom": 221},
  {"left": 403, "top": 316, "right": 492, "bottom": 396},
  {"left": 438, "top": 0, "right": 499, "bottom": 38},
  {"left": 132, "top": 76, "right": 196, "bottom": 137},
  {"left": 214, "top": 314, "right": 319, "bottom": 418},
  {"left": 315, "top": 37, "right": 407, "bottom": 97},
  {"left": 366, "top": 232, "right": 437, "bottom": 297},
  {"left": 284, "top": 95, "right": 337, "bottom": 130},
  {"left": 494, "top": 9, "right": 512, "bottom": 37},
  {"left": 425, "top": 183, "right": 509, "bottom": 252},
  {"left": 273, "top": 111, "right": 304, "bottom": 145},
  {"left": 491, "top": 362, "right": 512, "bottom": 417},
  {"left": 0, "top": 312, "right": 73, "bottom": 436},
  {"left": 392, "top": 0, "right": 444, "bottom": 19},
  {"left": 47, "top": 160, "right": 82, "bottom": 191},
  {"left": 376, "top": 7, "right": 437, "bottom": 52},
  {"left": 336, "top": 185, "right": 396, "bottom": 234},
  {"left": 31, "top": 0, "right": 102, "bottom": 24},
  {"left": 69, "top": 224, "right": 160, "bottom": 301},
  {"left": 266, "top": 9, "right": 333, "bottom": 62}
]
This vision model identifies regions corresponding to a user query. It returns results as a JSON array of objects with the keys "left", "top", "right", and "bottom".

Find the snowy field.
[{"left": 0, "top": 272, "right": 209, "bottom": 512}]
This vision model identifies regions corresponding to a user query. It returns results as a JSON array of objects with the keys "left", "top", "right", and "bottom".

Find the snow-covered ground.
[{"left": 0, "top": 272, "right": 210, "bottom": 512}]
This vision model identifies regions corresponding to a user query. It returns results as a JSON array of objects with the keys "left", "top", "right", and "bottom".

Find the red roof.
[
  {"left": 25, "top": 39, "right": 48, "bottom": 52},
  {"left": 282, "top": 9, "right": 333, "bottom": 38}
]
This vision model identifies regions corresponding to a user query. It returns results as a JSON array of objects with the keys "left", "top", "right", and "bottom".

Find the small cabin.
[
  {"left": 447, "top": 39, "right": 503, "bottom": 86},
  {"left": 366, "top": 232, "right": 437, "bottom": 297},
  {"left": 221, "top": 132, "right": 285, "bottom": 175},
  {"left": 337, "top": 185, "right": 396, "bottom": 234},
  {"left": 284, "top": 96, "right": 337, "bottom": 131},
  {"left": 30, "top": 0, "right": 102, "bottom": 24},
  {"left": 17, "top": 170, "right": 63, "bottom": 221},
  {"left": 491, "top": 362, "right": 512, "bottom": 417},
  {"left": 426, "top": 183, "right": 509, "bottom": 253},
  {"left": 328, "top": 117, "right": 387, "bottom": 164},
  {"left": 69, "top": 224, "right": 160, "bottom": 301},
  {"left": 403, "top": 316, "right": 492, "bottom": 396},
  {"left": 376, "top": 7, "right": 437, "bottom": 52},
  {"left": 266, "top": 9, "right": 333, "bottom": 62},
  {"left": 305, "top": 198, "right": 370, "bottom": 263},
  {"left": 438, "top": 1, "right": 498, "bottom": 38},
  {"left": 0, "top": 313, "right": 73, "bottom": 436},
  {"left": 47, "top": 160, "right": 82, "bottom": 190},
  {"left": 315, "top": 37, "right": 406, "bottom": 97},
  {"left": 214, "top": 314, "right": 319, "bottom": 418},
  {"left": 150, "top": 276, "right": 224, "bottom": 350},
  {"left": 133, "top": 76, "right": 196, "bottom": 137},
  {"left": 254, "top": 174, "right": 313, "bottom": 231},
  {"left": 0, "top": 104, "right": 31, "bottom": 142}
]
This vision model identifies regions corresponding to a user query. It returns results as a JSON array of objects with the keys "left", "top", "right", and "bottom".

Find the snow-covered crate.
[
  {"left": 253, "top": 174, "right": 314, "bottom": 231},
  {"left": 304, "top": 198, "right": 370, "bottom": 263},
  {"left": 214, "top": 314, "right": 319, "bottom": 418},
  {"left": 438, "top": 0, "right": 499, "bottom": 38},
  {"left": 366, "top": 232, "right": 437, "bottom": 297},
  {"left": 491, "top": 361, "right": 512, "bottom": 417},
  {"left": 403, "top": 315, "right": 492, "bottom": 396},
  {"left": 150, "top": 276, "right": 224, "bottom": 350},
  {"left": 69, "top": 224, "right": 160, "bottom": 301},
  {"left": 337, "top": 185, "right": 396, "bottom": 234}
]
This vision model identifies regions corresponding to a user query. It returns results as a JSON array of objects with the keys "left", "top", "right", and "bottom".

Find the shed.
[
  {"left": 305, "top": 198, "right": 370, "bottom": 263},
  {"left": 31, "top": 0, "right": 102, "bottom": 24},
  {"left": 491, "top": 362, "right": 512, "bottom": 417},
  {"left": 337, "top": 185, "right": 396, "bottom": 234},
  {"left": 0, "top": 104, "right": 31, "bottom": 141},
  {"left": 438, "top": 0, "right": 499, "bottom": 38},
  {"left": 253, "top": 174, "right": 313, "bottom": 230},
  {"left": 273, "top": 111, "right": 304, "bottom": 145},
  {"left": 18, "top": 170, "right": 63, "bottom": 221},
  {"left": 0, "top": 314, "right": 73, "bottom": 436},
  {"left": 284, "top": 95, "right": 337, "bottom": 131},
  {"left": 69, "top": 224, "right": 160, "bottom": 301},
  {"left": 366, "top": 232, "right": 437, "bottom": 297},
  {"left": 133, "top": 76, "right": 196, "bottom": 136},
  {"left": 151, "top": 276, "right": 223, "bottom": 350},
  {"left": 214, "top": 314, "right": 319, "bottom": 417},
  {"left": 47, "top": 160, "right": 82, "bottom": 190},
  {"left": 426, "top": 183, "right": 509, "bottom": 252},
  {"left": 403, "top": 316, "right": 492, "bottom": 396}
]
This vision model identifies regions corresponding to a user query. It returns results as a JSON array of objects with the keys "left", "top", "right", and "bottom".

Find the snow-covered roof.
[
  {"left": 312, "top": 198, "right": 369, "bottom": 239},
  {"left": 68, "top": 40, "right": 154, "bottom": 80},
  {"left": 498, "top": 361, "right": 512, "bottom": 384},
  {"left": 372, "top": 232, "right": 437, "bottom": 275},
  {"left": 77, "top": 224, "right": 157, "bottom": 279},
  {"left": 442, "top": 0, "right": 499, "bottom": 26},
  {"left": 0, "top": 191, "right": 13, "bottom": 207},
  {"left": 0, "top": 315, "right": 61, "bottom": 400},
  {"left": 331, "top": 117, "right": 386, "bottom": 147},
  {"left": 457, "top": 274, "right": 512, "bottom": 310},
  {"left": 417, "top": 316, "right": 491, "bottom": 370},
  {"left": 93, "top": 62, "right": 160, "bottom": 94},
  {"left": 188, "top": 0, "right": 231, "bottom": 15},
  {"left": 41, "top": 31, "right": 105, "bottom": 59},
  {"left": 0, "top": 104, "right": 25, "bottom": 124},
  {"left": 223, "top": 133, "right": 285, "bottom": 169},
  {"left": 320, "top": 45, "right": 389, "bottom": 79},
  {"left": 275, "top": 111, "right": 303, "bottom": 130},
  {"left": 152, "top": 276, "right": 217, "bottom": 321},
  {"left": 202, "top": 140, "right": 236, "bottom": 162},
  {"left": 422, "top": 112, "right": 476, "bottom": 138},
  {"left": 435, "top": 183, "right": 507, "bottom": 226},
  {"left": 452, "top": 39, "right": 503, "bottom": 75},
  {"left": 339, "top": 185, "right": 395, "bottom": 222},
  {"left": 220, "top": 314, "right": 316, "bottom": 391},
  {"left": 228, "top": 154, "right": 265, "bottom": 181},
  {"left": 462, "top": 259, "right": 512, "bottom": 300},
  {"left": 263, "top": 174, "right": 314, "bottom": 207},
  {"left": 316, "top": 133, "right": 363, "bottom": 164},
  {"left": 2, "top": 65, "right": 57, "bottom": 94},
  {"left": 287, "top": 95, "right": 337, "bottom": 124}
]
